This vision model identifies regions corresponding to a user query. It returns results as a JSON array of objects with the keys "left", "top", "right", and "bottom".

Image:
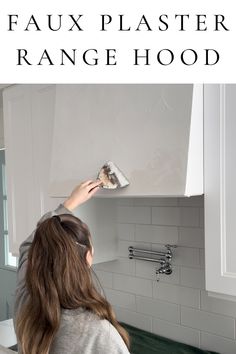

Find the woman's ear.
[{"left": 86, "top": 250, "right": 93, "bottom": 267}]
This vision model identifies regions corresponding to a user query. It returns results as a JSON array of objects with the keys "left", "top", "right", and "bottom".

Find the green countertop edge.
[{"left": 121, "top": 322, "right": 219, "bottom": 354}]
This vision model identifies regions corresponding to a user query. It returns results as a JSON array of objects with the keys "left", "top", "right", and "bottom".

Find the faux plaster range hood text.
[{"left": 49, "top": 84, "right": 203, "bottom": 197}]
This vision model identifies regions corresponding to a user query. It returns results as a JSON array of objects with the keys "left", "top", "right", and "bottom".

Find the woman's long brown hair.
[{"left": 16, "top": 213, "right": 130, "bottom": 354}]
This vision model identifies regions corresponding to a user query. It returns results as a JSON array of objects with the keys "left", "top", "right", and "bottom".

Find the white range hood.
[{"left": 49, "top": 84, "right": 203, "bottom": 197}]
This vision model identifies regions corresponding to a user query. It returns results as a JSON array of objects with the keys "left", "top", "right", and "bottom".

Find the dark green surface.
[{"left": 121, "top": 323, "right": 219, "bottom": 354}]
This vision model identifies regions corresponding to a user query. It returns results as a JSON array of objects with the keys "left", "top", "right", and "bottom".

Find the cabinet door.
[
  {"left": 31, "top": 85, "right": 63, "bottom": 217},
  {"left": 3, "top": 85, "right": 62, "bottom": 255},
  {"left": 204, "top": 84, "right": 236, "bottom": 298},
  {"left": 3, "top": 86, "right": 36, "bottom": 255}
]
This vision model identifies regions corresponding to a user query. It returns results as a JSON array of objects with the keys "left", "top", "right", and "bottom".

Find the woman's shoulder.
[
  {"left": 61, "top": 307, "right": 113, "bottom": 332},
  {"left": 59, "top": 308, "right": 130, "bottom": 353},
  {"left": 92, "top": 318, "right": 130, "bottom": 353}
]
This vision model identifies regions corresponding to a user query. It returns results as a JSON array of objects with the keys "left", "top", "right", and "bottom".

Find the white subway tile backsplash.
[
  {"left": 134, "top": 198, "right": 178, "bottom": 207},
  {"left": 178, "top": 227, "right": 204, "bottom": 248},
  {"left": 152, "top": 207, "right": 180, "bottom": 226},
  {"left": 153, "top": 318, "right": 200, "bottom": 347},
  {"left": 117, "top": 224, "right": 135, "bottom": 241},
  {"left": 94, "top": 197, "right": 236, "bottom": 354},
  {"left": 199, "top": 249, "right": 205, "bottom": 268},
  {"left": 93, "top": 258, "right": 135, "bottom": 276},
  {"left": 114, "top": 306, "right": 152, "bottom": 332},
  {"left": 180, "top": 207, "right": 200, "bottom": 227},
  {"left": 169, "top": 246, "right": 200, "bottom": 268},
  {"left": 135, "top": 224, "right": 178, "bottom": 244},
  {"left": 136, "top": 296, "right": 180, "bottom": 323},
  {"left": 199, "top": 208, "right": 204, "bottom": 228},
  {"left": 113, "top": 274, "right": 152, "bottom": 297},
  {"left": 118, "top": 206, "right": 151, "bottom": 224},
  {"left": 135, "top": 260, "right": 157, "bottom": 281},
  {"left": 200, "top": 332, "right": 236, "bottom": 354},
  {"left": 178, "top": 196, "right": 204, "bottom": 207},
  {"left": 94, "top": 270, "right": 113, "bottom": 288},
  {"left": 116, "top": 198, "right": 134, "bottom": 206},
  {"left": 104, "top": 288, "right": 136, "bottom": 311},
  {"left": 180, "top": 267, "right": 205, "bottom": 289},
  {"left": 181, "top": 307, "right": 235, "bottom": 339},
  {"left": 201, "top": 291, "right": 236, "bottom": 317},
  {"left": 153, "top": 282, "right": 200, "bottom": 309}
]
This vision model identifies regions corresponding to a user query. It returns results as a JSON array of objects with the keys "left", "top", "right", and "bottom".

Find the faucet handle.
[
  {"left": 164, "top": 244, "right": 177, "bottom": 260},
  {"left": 165, "top": 244, "right": 177, "bottom": 250},
  {"left": 156, "top": 263, "right": 173, "bottom": 278}
]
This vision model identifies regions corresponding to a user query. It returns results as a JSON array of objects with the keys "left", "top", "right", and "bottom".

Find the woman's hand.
[{"left": 63, "top": 180, "right": 102, "bottom": 211}]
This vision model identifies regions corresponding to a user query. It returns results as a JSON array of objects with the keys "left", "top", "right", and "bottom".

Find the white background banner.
[{"left": 0, "top": 0, "right": 235, "bottom": 83}]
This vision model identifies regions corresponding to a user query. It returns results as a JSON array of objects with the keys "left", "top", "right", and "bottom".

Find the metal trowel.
[{"left": 97, "top": 161, "right": 130, "bottom": 189}]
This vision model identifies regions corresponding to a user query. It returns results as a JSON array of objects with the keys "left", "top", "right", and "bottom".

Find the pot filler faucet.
[{"left": 128, "top": 245, "right": 177, "bottom": 281}]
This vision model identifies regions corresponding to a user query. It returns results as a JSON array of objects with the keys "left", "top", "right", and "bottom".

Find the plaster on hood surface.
[{"left": 49, "top": 84, "right": 203, "bottom": 197}]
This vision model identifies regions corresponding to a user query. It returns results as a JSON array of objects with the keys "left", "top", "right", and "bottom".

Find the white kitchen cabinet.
[
  {"left": 3, "top": 85, "right": 117, "bottom": 263},
  {"left": 204, "top": 84, "right": 236, "bottom": 299},
  {"left": 3, "top": 85, "right": 64, "bottom": 255},
  {"left": 30, "top": 85, "right": 61, "bottom": 215},
  {"left": 3, "top": 85, "right": 37, "bottom": 255},
  {"left": 50, "top": 84, "right": 203, "bottom": 198}
]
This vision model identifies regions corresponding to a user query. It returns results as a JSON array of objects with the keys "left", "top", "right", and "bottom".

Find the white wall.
[{"left": 93, "top": 196, "right": 236, "bottom": 354}]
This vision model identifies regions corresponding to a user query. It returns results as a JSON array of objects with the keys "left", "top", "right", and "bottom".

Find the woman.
[{"left": 14, "top": 180, "right": 130, "bottom": 354}]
